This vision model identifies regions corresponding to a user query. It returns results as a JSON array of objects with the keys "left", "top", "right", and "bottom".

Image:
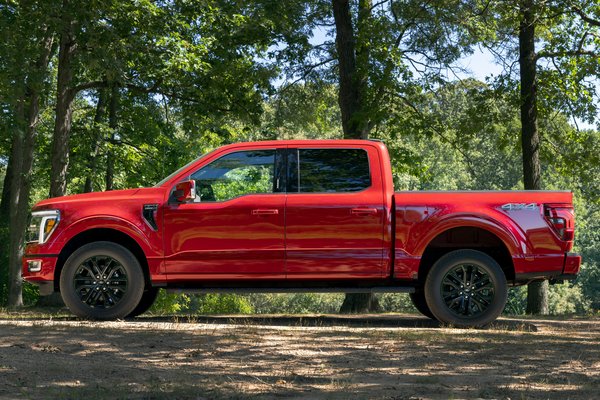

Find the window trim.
[{"left": 286, "top": 147, "right": 373, "bottom": 194}]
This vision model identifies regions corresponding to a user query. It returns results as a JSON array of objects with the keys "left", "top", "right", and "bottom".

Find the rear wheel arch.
[
  {"left": 417, "top": 226, "right": 515, "bottom": 284},
  {"left": 55, "top": 228, "right": 151, "bottom": 292}
]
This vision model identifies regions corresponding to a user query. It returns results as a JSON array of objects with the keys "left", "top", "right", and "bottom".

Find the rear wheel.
[
  {"left": 59, "top": 241, "right": 145, "bottom": 320},
  {"left": 424, "top": 249, "right": 507, "bottom": 327},
  {"left": 409, "top": 291, "right": 436, "bottom": 320},
  {"left": 127, "top": 287, "right": 159, "bottom": 318}
]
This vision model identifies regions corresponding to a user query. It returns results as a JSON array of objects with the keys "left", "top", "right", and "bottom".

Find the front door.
[
  {"left": 284, "top": 146, "right": 385, "bottom": 279},
  {"left": 163, "top": 148, "right": 286, "bottom": 280}
]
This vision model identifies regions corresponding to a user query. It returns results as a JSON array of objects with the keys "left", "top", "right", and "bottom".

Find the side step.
[{"left": 166, "top": 286, "right": 415, "bottom": 294}]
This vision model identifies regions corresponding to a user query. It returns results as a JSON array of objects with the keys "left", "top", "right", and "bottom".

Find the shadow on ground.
[
  {"left": 132, "top": 314, "right": 539, "bottom": 332},
  {"left": 0, "top": 314, "right": 598, "bottom": 399},
  {"left": 0, "top": 311, "right": 539, "bottom": 331}
]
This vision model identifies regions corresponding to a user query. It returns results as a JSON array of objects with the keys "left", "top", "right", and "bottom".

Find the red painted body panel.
[
  {"left": 22, "top": 139, "right": 580, "bottom": 290},
  {"left": 285, "top": 142, "right": 386, "bottom": 279},
  {"left": 392, "top": 191, "right": 576, "bottom": 279},
  {"left": 163, "top": 193, "right": 286, "bottom": 279},
  {"left": 23, "top": 187, "right": 166, "bottom": 283}
]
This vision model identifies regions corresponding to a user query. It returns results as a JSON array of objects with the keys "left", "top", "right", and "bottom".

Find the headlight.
[{"left": 27, "top": 210, "right": 60, "bottom": 244}]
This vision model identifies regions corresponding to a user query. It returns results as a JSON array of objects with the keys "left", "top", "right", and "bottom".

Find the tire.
[
  {"left": 126, "top": 287, "right": 159, "bottom": 318},
  {"left": 59, "top": 241, "right": 145, "bottom": 320},
  {"left": 424, "top": 249, "right": 507, "bottom": 328},
  {"left": 409, "top": 291, "right": 436, "bottom": 320}
]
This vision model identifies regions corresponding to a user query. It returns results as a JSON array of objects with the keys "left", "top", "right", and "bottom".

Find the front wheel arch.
[{"left": 55, "top": 228, "right": 150, "bottom": 292}]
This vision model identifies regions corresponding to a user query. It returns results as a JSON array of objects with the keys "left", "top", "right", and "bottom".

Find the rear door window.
[{"left": 289, "top": 148, "right": 371, "bottom": 193}]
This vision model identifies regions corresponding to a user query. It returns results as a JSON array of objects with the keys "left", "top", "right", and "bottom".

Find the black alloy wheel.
[
  {"left": 440, "top": 263, "right": 495, "bottom": 318},
  {"left": 424, "top": 249, "right": 507, "bottom": 327},
  {"left": 73, "top": 255, "right": 129, "bottom": 310},
  {"left": 60, "top": 241, "right": 145, "bottom": 320}
]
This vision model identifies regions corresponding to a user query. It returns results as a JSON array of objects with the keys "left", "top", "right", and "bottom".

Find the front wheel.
[
  {"left": 59, "top": 241, "right": 145, "bottom": 320},
  {"left": 409, "top": 291, "right": 436, "bottom": 320},
  {"left": 424, "top": 249, "right": 507, "bottom": 328},
  {"left": 127, "top": 287, "right": 159, "bottom": 318}
]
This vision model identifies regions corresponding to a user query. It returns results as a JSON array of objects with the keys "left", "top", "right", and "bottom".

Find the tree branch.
[
  {"left": 279, "top": 57, "right": 335, "bottom": 93},
  {"left": 369, "top": 0, "right": 390, "bottom": 12},
  {"left": 572, "top": 6, "right": 600, "bottom": 27},
  {"left": 537, "top": 49, "right": 599, "bottom": 60},
  {"left": 394, "top": 93, "right": 479, "bottom": 179},
  {"left": 68, "top": 78, "right": 164, "bottom": 100},
  {"left": 69, "top": 80, "right": 107, "bottom": 96}
]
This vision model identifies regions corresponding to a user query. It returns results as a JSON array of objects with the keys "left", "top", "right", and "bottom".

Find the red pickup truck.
[{"left": 23, "top": 140, "right": 580, "bottom": 326}]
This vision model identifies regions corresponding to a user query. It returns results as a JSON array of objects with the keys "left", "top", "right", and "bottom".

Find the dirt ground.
[{"left": 0, "top": 313, "right": 598, "bottom": 399}]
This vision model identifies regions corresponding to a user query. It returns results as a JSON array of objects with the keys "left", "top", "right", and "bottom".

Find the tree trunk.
[
  {"left": 339, "top": 293, "right": 380, "bottom": 313},
  {"left": 49, "top": 2, "right": 76, "bottom": 198},
  {"left": 332, "top": 0, "right": 378, "bottom": 313},
  {"left": 0, "top": 140, "right": 14, "bottom": 300},
  {"left": 0, "top": 147, "right": 13, "bottom": 221},
  {"left": 105, "top": 85, "right": 118, "bottom": 191},
  {"left": 332, "top": 0, "right": 368, "bottom": 139},
  {"left": 7, "top": 99, "right": 26, "bottom": 307},
  {"left": 83, "top": 88, "right": 108, "bottom": 192},
  {"left": 7, "top": 31, "right": 55, "bottom": 307},
  {"left": 519, "top": 0, "right": 548, "bottom": 315}
]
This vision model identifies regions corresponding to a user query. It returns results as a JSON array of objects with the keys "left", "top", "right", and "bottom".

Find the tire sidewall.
[
  {"left": 126, "top": 287, "right": 159, "bottom": 318},
  {"left": 409, "top": 291, "right": 436, "bottom": 320},
  {"left": 59, "top": 241, "right": 145, "bottom": 320},
  {"left": 424, "top": 250, "right": 508, "bottom": 327}
]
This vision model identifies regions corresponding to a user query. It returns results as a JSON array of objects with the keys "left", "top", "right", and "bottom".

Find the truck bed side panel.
[{"left": 393, "top": 191, "right": 573, "bottom": 280}]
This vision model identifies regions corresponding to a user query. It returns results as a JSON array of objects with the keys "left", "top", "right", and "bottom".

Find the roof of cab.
[{"left": 215, "top": 139, "right": 387, "bottom": 150}]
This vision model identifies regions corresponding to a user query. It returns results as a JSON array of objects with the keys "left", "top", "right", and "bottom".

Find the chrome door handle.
[
  {"left": 252, "top": 209, "right": 279, "bottom": 215},
  {"left": 351, "top": 208, "right": 378, "bottom": 215}
]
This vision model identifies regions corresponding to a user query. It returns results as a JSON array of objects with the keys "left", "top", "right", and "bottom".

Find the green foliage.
[
  {"left": 247, "top": 293, "right": 344, "bottom": 314},
  {"left": 145, "top": 292, "right": 436, "bottom": 316},
  {"left": 149, "top": 290, "right": 190, "bottom": 315},
  {"left": 548, "top": 283, "right": 590, "bottom": 315},
  {"left": 22, "top": 282, "right": 39, "bottom": 307},
  {"left": 504, "top": 283, "right": 591, "bottom": 316},
  {"left": 479, "top": 0, "right": 600, "bottom": 127},
  {"left": 262, "top": 81, "right": 342, "bottom": 139},
  {"left": 378, "top": 294, "right": 419, "bottom": 314},
  {"left": 191, "top": 294, "right": 254, "bottom": 315}
]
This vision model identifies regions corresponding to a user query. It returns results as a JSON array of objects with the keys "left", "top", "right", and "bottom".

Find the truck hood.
[{"left": 34, "top": 187, "right": 165, "bottom": 210}]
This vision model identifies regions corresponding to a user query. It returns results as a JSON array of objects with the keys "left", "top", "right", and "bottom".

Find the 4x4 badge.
[{"left": 501, "top": 203, "right": 537, "bottom": 210}]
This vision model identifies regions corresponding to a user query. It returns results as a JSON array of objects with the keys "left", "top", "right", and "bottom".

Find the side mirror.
[{"left": 174, "top": 180, "right": 197, "bottom": 203}]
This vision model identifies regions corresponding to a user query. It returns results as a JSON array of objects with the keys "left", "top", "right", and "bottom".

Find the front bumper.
[{"left": 22, "top": 254, "right": 58, "bottom": 295}]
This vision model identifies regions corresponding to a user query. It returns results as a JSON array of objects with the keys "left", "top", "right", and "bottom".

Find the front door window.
[{"left": 191, "top": 150, "right": 275, "bottom": 202}]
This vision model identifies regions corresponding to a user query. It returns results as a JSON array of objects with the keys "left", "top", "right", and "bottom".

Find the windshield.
[{"left": 153, "top": 150, "right": 214, "bottom": 187}]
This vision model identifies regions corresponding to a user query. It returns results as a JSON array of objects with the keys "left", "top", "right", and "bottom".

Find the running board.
[{"left": 165, "top": 286, "right": 415, "bottom": 294}]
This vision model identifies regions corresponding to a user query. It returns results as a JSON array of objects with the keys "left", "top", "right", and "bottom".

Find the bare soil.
[{"left": 0, "top": 313, "right": 598, "bottom": 399}]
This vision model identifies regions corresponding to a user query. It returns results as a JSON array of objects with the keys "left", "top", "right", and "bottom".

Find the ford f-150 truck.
[{"left": 22, "top": 140, "right": 581, "bottom": 326}]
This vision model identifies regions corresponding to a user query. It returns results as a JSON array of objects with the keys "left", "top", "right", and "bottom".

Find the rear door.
[{"left": 284, "top": 145, "right": 385, "bottom": 279}]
